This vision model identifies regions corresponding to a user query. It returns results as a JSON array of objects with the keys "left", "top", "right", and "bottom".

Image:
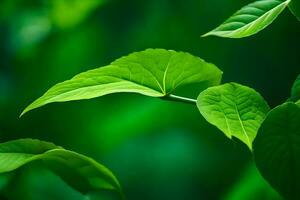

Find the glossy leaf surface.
[
  {"left": 197, "top": 83, "right": 270, "bottom": 149},
  {"left": 21, "top": 49, "right": 222, "bottom": 116},
  {"left": 203, "top": 0, "right": 291, "bottom": 38}
]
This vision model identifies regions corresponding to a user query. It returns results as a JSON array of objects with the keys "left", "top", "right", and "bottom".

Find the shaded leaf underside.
[
  {"left": 0, "top": 139, "right": 121, "bottom": 195},
  {"left": 253, "top": 102, "right": 300, "bottom": 200},
  {"left": 289, "top": 0, "right": 300, "bottom": 21}
]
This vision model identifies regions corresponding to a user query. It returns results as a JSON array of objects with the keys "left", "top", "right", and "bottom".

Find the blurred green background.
[{"left": 0, "top": 0, "right": 299, "bottom": 199}]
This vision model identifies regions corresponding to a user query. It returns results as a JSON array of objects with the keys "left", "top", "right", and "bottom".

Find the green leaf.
[
  {"left": 0, "top": 139, "right": 122, "bottom": 198},
  {"left": 21, "top": 48, "right": 222, "bottom": 116},
  {"left": 203, "top": 0, "right": 291, "bottom": 38},
  {"left": 289, "top": 0, "right": 300, "bottom": 21},
  {"left": 197, "top": 83, "right": 270, "bottom": 149},
  {"left": 289, "top": 73, "right": 300, "bottom": 102},
  {"left": 253, "top": 102, "right": 300, "bottom": 200}
]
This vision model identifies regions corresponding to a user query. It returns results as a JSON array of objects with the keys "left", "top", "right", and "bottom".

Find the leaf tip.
[
  {"left": 201, "top": 32, "right": 211, "bottom": 37},
  {"left": 19, "top": 110, "right": 26, "bottom": 118},
  {"left": 246, "top": 142, "right": 253, "bottom": 151},
  {"left": 19, "top": 101, "right": 38, "bottom": 118},
  {"left": 19, "top": 105, "right": 32, "bottom": 118}
]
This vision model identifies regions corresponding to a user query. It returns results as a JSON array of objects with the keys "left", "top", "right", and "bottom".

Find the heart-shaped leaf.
[
  {"left": 21, "top": 49, "right": 222, "bottom": 116},
  {"left": 289, "top": 0, "right": 300, "bottom": 21},
  {"left": 0, "top": 139, "right": 122, "bottom": 198},
  {"left": 197, "top": 83, "right": 270, "bottom": 149},
  {"left": 289, "top": 73, "right": 300, "bottom": 102},
  {"left": 253, "top": 102, "right": 300, "bottom": 200},
  {"left": 203, "top": 0, "right": 291, "bottom": 38}
]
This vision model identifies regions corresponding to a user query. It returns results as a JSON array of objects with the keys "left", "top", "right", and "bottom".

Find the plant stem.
[{"left": 161, "top": 94, "right": 197, "bottom": 105}]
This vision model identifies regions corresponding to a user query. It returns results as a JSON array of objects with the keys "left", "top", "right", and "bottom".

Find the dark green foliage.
[{"left": 254, "top": 103, "right": 300, "bottom": 200}]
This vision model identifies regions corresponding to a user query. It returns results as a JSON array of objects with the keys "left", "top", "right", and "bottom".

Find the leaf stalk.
[{"left": 161, "top": 94, "right": 197, "bottom": 105}]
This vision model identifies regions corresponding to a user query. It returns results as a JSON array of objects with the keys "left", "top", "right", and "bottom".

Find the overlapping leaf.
[
  {"left": 203, "top": 0, "right": 291, "bottom": 38},
  {"left": 289, "top": 73, "right": 300, "bottom": 102},
  {"left": 21, "top": 48, "right": 222, "bottom": 116},
  {"left": 197, "top": 83, "right": 270, "bottom": 149},
  {"left": 0, "top": 139, "right": 122, "bottom": 198},
  {"left": 289, "top": 0, "right": 300, "bottom": 21},
  {"left": 253, "top": 102, "right": 300, "bottom": 200}
]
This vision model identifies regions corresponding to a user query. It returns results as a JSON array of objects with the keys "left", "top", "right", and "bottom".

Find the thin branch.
[{"left": 161, "top": 94, "right": 197, "bottom": 105}]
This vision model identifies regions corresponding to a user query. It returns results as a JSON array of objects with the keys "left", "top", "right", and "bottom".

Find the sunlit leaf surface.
[
  {"left": 203, "top": 0, "right": 291, "bottom": 38},
  {"left": 21, "top": 49, "right": 222, "bottom": 116},
  {"left": 197, "top": 83, "right": 270, "bottom": 149}
]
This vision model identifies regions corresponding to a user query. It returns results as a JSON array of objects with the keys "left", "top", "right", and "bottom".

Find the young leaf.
[
  {"left": 21, "top": 48, "right": 222, "bottom": 116},
  {"left": 202, "top": 0, "right": 291, "bottom": 38},
  {"left": 0, "top": 139, "right": 122, "bottom": 197},
  {"left": 289, "top": 0, "right": 300, "bottom": 21},
  {"left": 289, "top": 73, "right": 300, "bottom": 102},
  {"left": 253, "top": 102, "right": 300, "bottom": 200},
  {"left": 197, "top": 83, "right": 270, "bottom": 149}
]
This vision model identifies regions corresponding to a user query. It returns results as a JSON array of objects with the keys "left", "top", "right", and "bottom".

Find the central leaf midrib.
[
  {"left": 223, "top": 112, "right": 233, "bottom": 138},
  {"left": 45, "top": 75, "right": 164, "bottom": 102},
  {"left": 213, "top": 0, "right": 290, "bottom": 35},
  {"left": 162, "top": 55, "right": 172, "bottom": 94},
  {"left": 233, "top": 98, "right": 251, "bottom": 147},
  {"left": 114, "top": 61, "right": 165, "bottom": 93},
  {"left": 233, "top": 0, "right": 289, "bottom": 32},
  {"left": 46, "top": 56, "right": 179, "bottom": 101}
]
